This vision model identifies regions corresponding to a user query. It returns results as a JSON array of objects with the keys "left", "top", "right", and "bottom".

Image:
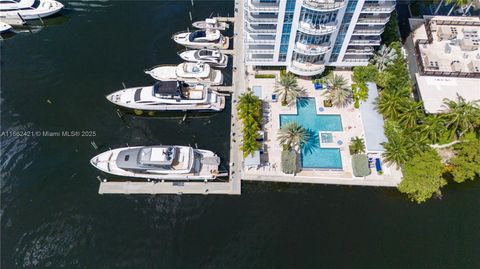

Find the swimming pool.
[{"left": 279, "top": 98, "right": 343, "bottom": 169}]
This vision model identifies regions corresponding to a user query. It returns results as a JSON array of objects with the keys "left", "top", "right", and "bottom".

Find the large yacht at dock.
[
  {"left": 0, "top": 0, "right": 63, "bottom": 20},
  {"left": 106, "top": 80, "right": 225, "bottom": 112},
  {"left": 145, "top": 62, "right": 223, "bottom": 85},
  {"left": 172, "top": 29, "right": 229, "bottom": 49},
  {"left": 91, "top": 145, "right": 223, "bottom": 180}
]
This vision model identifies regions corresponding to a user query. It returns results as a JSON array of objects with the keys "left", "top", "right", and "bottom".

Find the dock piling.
[{"left": 91, "top": 141, "right": 98, "bottom": 150}]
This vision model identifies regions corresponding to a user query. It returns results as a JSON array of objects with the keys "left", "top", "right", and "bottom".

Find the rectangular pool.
[{"left": 279, "top": 98, "right": 343, "bottom": 169}]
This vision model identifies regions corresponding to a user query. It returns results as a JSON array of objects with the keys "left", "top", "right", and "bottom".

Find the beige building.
[{"left": 410, "top": 16, "right": 480, "bottom": 113}]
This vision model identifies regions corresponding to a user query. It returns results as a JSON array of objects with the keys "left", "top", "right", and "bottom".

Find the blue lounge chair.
[
  {"left": 314, "top": 82, "right": 322, "bottom": 90},
  {"left": 272, "top": 93, "right": 277, "bottom": 102},
  {"left": 375, "top": 158, "right": 382, "bottom": 172}
]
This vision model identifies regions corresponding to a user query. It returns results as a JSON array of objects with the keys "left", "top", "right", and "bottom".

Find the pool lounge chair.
[
  {"left": 375, "top": 158, "right": 382, "bottom": 172},
  {"left": 272, "top": 93, "right": 277, "bottom": 102}
]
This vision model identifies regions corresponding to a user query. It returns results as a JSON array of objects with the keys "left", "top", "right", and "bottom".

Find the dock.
[{"left": 99, "top": 5, "right": 244, "bottom": 195}]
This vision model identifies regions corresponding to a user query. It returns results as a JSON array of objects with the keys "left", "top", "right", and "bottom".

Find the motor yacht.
[
  {"left": 145, "top": 62, "right": 223, "bottom": 85},
  {"left": 90, "top": 145, "right": 223, "bottom": 180},
  {"left": 178, "top": 49, "right": 228, "bottom": 68},
  {"left": 172, "top": 29, "right": 229, "bottom": 49},
  {"left": 0, "top": 0, "right": 63, "bottom": 20},
  {"left": 0, "top": 21, "right": 12, "bottom": 32},
  {"left": 106, "top": 80, "right": 225, "bottom": 112},
  {"left": 192, "top": 18, "right": 229, "bottom": 31}
]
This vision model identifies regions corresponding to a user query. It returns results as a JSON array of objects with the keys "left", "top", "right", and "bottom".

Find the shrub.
[
  {"left": 323, "top": 99, "right": 332, "bottom": 107},
  {"left": 281, "top": 149, "right": 297, "bottom": 174},
  {"left": 255, "top": 74, "right": 276, "bottom": 79}
]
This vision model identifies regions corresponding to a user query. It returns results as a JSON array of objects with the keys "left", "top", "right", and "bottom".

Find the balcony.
[
  {"left": 352, "top": 27, "right": 385, "bottom": 35},
  {"left": 361, "top": 3, "right": 396, "bottom": 13},
  {"left": 302, "top": 0, "right": 346, "bottom": 12},
  {"left": 293, "top": 42, "right": 330, "bottom": 55},
  {"left": 245, "top": 23, "right": 277, "bottom": 34},
  {"left": 342, "top": 57, "right": 370, "bottom": 64},
  {"left": 297, "top": 21, "right": 337, "bottom": 35},
  {"left": 244, "top": 0, "right": 280, "bottom": 12},
  {"left": 345, "top": 47, "right": 374, "bottom": 55},
  {"left": 244, "top": 37, "right": 276, "bottom": 45},
  {"left": 356, "top": 16, "right": 390, "bottom": 25},
  {"left": 244, "top": 12, "right": 279, "bottom": 24},
  {"left": 288, "top": 60, "right": 326, "bottom": 76},
  {"left": 349, "top": 39, "right": 381, "bottom": 45}
]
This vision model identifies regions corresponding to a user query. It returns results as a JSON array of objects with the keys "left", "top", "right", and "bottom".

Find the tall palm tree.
[
  {"left": 375, "top": 88, "right": 409, "bottom": 120},
  {"left": 323, "top": 74, "right": 352, "bottom": 108},
  {"left": 275, "top": 73, "right": 305, "bottom": 106},
  {"left": 441, "top": 95, "right": 480, "bottom": 138},
  {"left": 398, "top": 101, "right": 424, "bottom": 128},
  {"left": 420, "top": 115, "right": 447, "bottom": 144},
  {"left": 277, "top": 122, "right": 309, "bottom": 151},
  {"left": 370, "top": 44, "right": 397, "bottom": 71},
  {"left": 238, "top": 91, "right": 262, "bottom": 121}
]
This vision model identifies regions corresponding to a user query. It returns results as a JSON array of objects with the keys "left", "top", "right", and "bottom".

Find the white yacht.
[
  {"left": 172, "top": 29, "right": 229, "bottom": 50},
  {"left": 178, "top": 49, "right": 228, "bottom": 68},
  {"left": 106, "top": 81, "right": 225, "bottom": 112},
  {"left": 90, "top": 145, "right": 223, "bottom": 180},
  {"left": 0, "top": 0, "right": 63, "bottom": 20},
  {"left": 192, "top": 18, "right": 229, "bottom": 31},
  {"left": 0, "top": 21, "right": 12, "bottom": 32},
  {"left": 145, "top": 62, "right": 223, "bottom": 85}
]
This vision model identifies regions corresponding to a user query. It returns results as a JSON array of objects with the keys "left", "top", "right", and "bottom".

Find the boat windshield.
[
  {"left": 199, "top": 50, "right": 213, "bottom": 56},
  {"left": 189, "top": 30, "right": 206, "bottom": 42}
]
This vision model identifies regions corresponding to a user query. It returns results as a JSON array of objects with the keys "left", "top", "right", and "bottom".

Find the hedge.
[
  {"left": 254, "top": 74, "right": 276, "bottom": 79},
  {"left": 281, "top": 149, "right": 297, "bottom": 174}
]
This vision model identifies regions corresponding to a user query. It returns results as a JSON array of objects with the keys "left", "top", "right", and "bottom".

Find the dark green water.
[{"left": 1, "top": 1, "right": 480, "bottom": 268}]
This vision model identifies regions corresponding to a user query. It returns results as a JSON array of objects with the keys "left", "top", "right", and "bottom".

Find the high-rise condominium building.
[{"left": 243, "top": 0, "right": 396, "bottom": 76}]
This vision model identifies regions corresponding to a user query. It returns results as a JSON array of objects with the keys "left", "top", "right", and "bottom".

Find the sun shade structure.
[
  {"left": 244, "top": 150, "right": 261, "bottom": 168},
  {"left": 359, "top": 82, "right": 387, "bottom": 153},
  {"left": 352, "top": 154, "right": 371, "bottom": 177}
]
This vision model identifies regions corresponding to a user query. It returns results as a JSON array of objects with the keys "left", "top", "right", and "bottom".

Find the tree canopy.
[
  {"left": 449, "top": 135, "right": 480, "bottom": 183},
  {"left": 398, "top": 149, "right": 447, "bottom": 203}
]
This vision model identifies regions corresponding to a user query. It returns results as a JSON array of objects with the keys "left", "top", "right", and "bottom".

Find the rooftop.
[{"left": 413, "top": 16, "right": 480, "bottom": 77}]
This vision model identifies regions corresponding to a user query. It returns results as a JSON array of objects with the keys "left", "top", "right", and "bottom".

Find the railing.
[
  {"left": 297, "top": 21, "right": 337, "bottom": 35},
  {"left": 361, "top": 3, "right": 396, "bottom": 13},
  {"left": 353, "top": 28, "right": 384, "bottom": 35},
  {"left": 302, "top": 0, "right": 346, "bottom": 11},
  {"left": 343, "top": 58, "right": 370, "bottom": 62},
  {"left": 244, "top": 12, "right": 279, "bottom": 23},
  {"left": 244, "top": 0, "right": 280, "bottom": 12},
  {"left": 349, "top": 39, "right": 381, "bottom": 45},
  {"left": 246, "top": 49, "right": 276, "bottom": 54},
  {"left": 246, "top": 57, "right": 275, "bottom": 63},
  {"left": 345, "top": 48, "right": 374, "bottom": 54},
  {"left": 244, "top": 38, "right": 276, "bottom": 44},
  {"left": 244, "top": 23, "right": 277, "bottom": 34},
  {"left": 357, "top": 17, "right": 390, "bottom": 24},
  {"left": 414, "top": 40, "right": 480, "bottom": 78},
  {"left": 289, "top": 60, "right": 326, "bottom": 76},
  {"left": 293, "top": 42, "right": 330, "bottom": 55}
]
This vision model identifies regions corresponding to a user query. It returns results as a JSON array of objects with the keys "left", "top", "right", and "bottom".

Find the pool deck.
[{"left": 241, "top": 70, "right": 403, "bottom": 187}]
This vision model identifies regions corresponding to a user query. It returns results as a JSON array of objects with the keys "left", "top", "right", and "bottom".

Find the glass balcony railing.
[
  {"left": 345, "top": 47, "right": 374, "bottom": 54},
  {"left": 245, "top": 23, "right": 277, "bottom": 34},
  {"left": 244, "top": 0, "right": 280, "bottom": 12},
  {"left": 297, "top": 20, "right": 337, "bottom": 35},
  {"left": 349, "top": 39, "right": 381, "bottom": 45},
  {"left": 352, "top": 28, "right": 385, "bottom": 35},
  {"left": 293, "top": 42, "right": 330, "bottom": 55},
  {"left": 289, "top": 60, "right": 325, "bottom": 76},
  {"left": 361, "top": 2, "right": 396, "bottom": 13},
  {"left": 302, "top": 0, "right": 346, "bottom": 12},
  {"left": 356, "top": 17, "right": 390, "bottom": 24},
  {"left": 244, "top": 12, "right": 279, "bottom": 23}
]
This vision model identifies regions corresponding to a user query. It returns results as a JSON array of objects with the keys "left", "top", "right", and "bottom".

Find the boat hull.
[
  {"left": 90, "top": 146, "right": 220, "bottom": 180},
  {"left": 0, "top": 0, "right": 63, "bottom": 20},
  {"left": 0, "top": 22, "right": 12, "bottom": 33},
  {"left": 178, "top": 51, "right": 228, "bottom": 68}
]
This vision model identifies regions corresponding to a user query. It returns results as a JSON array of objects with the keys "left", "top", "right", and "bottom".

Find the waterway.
[{"left": 1, "top": 1, "right": 480, "bottom": 268}]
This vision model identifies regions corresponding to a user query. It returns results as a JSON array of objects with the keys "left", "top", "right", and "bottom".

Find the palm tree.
[
  {"left": 420, "top": 115, "right": 447, "bottom": 144},
  {"left": 441, "top": 95, "right": 480, "bottom": 138},
  {"left": 370, "top": 45, "right": 397, "bottom": 71},
  {"left": 398, "top": 101, "right": 424, "bottom": 128},
  {"left": 238, "top": 91, "right": 262, "bottom": 121},
  {"left": 238, "top": 92, "right": 263, "bottom": 157},
  {"left": 375, "top": 89, "right": 409, "bottom": 120},
  {"left": 323, "top": 74, "right": 352, "bottom": 108},
  {"left": 275, "top": 73, "right": 305, "bottom": 106},
  {"left": 277, "top": 122, "right": 309, "bottom": 151},
  {"left": 381, "top": 136, "right": 419, "bottom": 168},
  {"left": 349, "top": 137, "right": 365, "bottom": 154}
]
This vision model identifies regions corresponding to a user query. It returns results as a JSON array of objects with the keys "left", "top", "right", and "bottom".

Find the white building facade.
[{"left": 244, "top": 0, "right": 396, "bottom": 76}]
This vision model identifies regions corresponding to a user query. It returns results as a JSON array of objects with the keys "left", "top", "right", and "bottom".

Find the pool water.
[{"left": 280, "top": 98, "right": 343, "bottom": 169}]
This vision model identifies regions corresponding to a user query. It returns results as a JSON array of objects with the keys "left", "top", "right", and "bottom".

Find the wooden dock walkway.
[
  {"left": 213, "top": 16, "right": 235, "bottom": 23},
  {"left": 99, "top": 181, "right": 235, "bottom": 195}
]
